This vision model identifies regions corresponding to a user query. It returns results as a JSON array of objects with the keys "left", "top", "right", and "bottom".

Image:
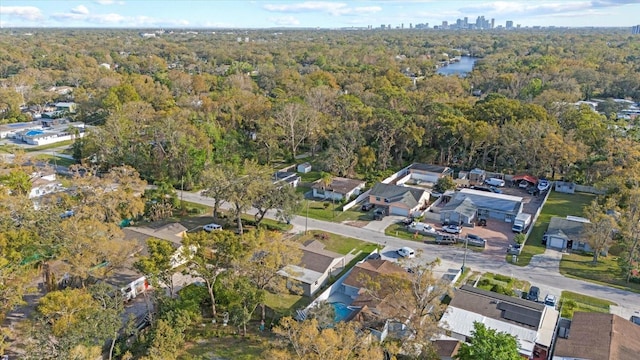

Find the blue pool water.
[
  {"left": 25, "top": 130, "right": 44, "bottom": 137},
  {"left": 332, "top": 302, "right": 353, "bottom": 323}
]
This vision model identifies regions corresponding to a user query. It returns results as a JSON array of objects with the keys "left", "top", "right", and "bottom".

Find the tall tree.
[
  {"left": 135, "top": 238, "right": 178, "bottom": 297},
  {"left": 241, "top": 230, "right": 302, "bottom": 320},
  {"left": 181, "top": 230, "right": 248, "bottom": 320},
  {"left": 455, "top": 322, "right": 521, "bottom": 360},
  {"left": 583, "top": 198, "right": 617, "bottom": 264},
  {"left": 266, "top": 317, "right": 384, "bottom": 360}
]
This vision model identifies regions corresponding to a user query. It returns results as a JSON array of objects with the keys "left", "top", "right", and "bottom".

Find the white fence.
[{"left": 342, "top": 189, "right": 371, "bottom": 212}]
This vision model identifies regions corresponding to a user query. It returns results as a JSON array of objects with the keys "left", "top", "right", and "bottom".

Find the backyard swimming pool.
[{"left": 332, "top": 302, "right": 353, "bottom": 322}]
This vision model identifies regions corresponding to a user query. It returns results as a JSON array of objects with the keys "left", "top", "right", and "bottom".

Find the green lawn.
[
  {"left": 264, "top": 292, "right": 311, "bottom": 317},
  {"left": 181, "top": 323, "right": 269, "bottom": 360},
  {"left": 559, "top": 290, "right": 616, "bottom": 318},
  {"left": 298, "top": 170, "right": 322, "bottom": 183},
  {"left": 560, "top": 252, "right": 640, "bottom": 293},
  {"left": 515, "top": 192, "right": 596, "bottom": 266},
  {"left": 476, "top": 272, "right": 530, "bottom": 297},
  {"left": 295, "top": 230, "right": 373, "bottom": 255},
  {"left": 23, "top": 140, "right": 74, "bottom": 152},
  {"left": 32, "top": 154, "right": 77, "bottom": 167},
  {"left": 297, "top": 199, "right": 370, "bottom": 223}
]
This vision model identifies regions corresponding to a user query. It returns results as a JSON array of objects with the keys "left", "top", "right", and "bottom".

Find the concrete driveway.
[{"left": 363, "top": 214, "right": 404, "bottom": 232}]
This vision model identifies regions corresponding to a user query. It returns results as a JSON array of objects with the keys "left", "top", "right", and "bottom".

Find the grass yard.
[
  {"left": 560, "top": 252, "right": 640, "bottom": 293},
  {"left": 180, "top": 322, "right": 269, "bottom": 360},
  {"left": 298, "top": 170, "right": 323, "bottom": 183},
  {"left": 515, "top": 192, "right": 596, "bottom": 266},
  {"left": 298, "top": 199, "right": 370, "bottom": 223},
  {"left": 559, "top": 290, "right": 616, "bottom": 319},
  {"left": 476, "top": 272, "right": 530, "bottom": 297},
  {"left": 295, "top": 230, "right": 374, "bottom": 255},
  {"left": 23, "top": 140, "right": 75, "bottom": 152},
  {"left": 264, "top": 292, "right": 311, "bottom": 317},
  {"left": 32, "top": 154, "right": 77, "bottom": 167}
]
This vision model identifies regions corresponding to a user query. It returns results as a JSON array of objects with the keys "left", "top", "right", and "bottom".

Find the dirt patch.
[{"left": 344, "top": 220, "right": 368, "bottom": 228}]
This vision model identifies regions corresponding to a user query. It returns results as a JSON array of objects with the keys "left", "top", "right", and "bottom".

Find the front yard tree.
[
  {"left": 200, "top": 164, "right": 233, "bottom": 220},
  {"left": 583, "top": 198, "right": 617, "bottom": 264},
  {"left": 242, "top": 230, "right": 302, "bottom": 320},
  {"left": 225, "top": 159, "right": 272, "bottom": 234},
  {"left": 253, "top": 184, "right": 302, "bottom": 225},
  {"left": 455, "top": 322, "right": 521, "bottom": 360},
  {"left": 135, "top": 238, "right": 177, "bottom": 297},
  {"left": 182, "top": 230, "right": 248, "bottom": 320}
]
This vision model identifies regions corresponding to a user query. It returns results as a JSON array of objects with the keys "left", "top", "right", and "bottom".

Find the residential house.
[
  {"left": 124, "top": 222, "right": 192, "bottom": 268},
  {"left": 440, "top": 188, "right": 523, "bottom": 224},
  {"left": 297, "top": 162, "right": 312, "bottom": 173},
  {"left": 17, "top": 122, "right": 85, "bottom": 146},
  {"left": 368, "top": 182, "right": 429, "bottom": 217},
  {"left": 0, "top": 121, "right": 42, "bottom": 139},
  {"left": 278, "top": 240, "right": 346, "bottom": 296},
  {"left": 342, "top": 259, "right": 412, "bottom": 341},
  {"left": 273, "top": 171, "right": 301, "bottom": 188},
  {"left": 553, "top": 312, "right": 640, "bottom": 360},
  {"left": 407, "top": 163, "right": 454, "bottom": 184},
  {"left": 312, "top": 177, "right": 366, "bottom": 201},
  {"left": 544, "top": 216, "right": 591, "bottom": 251},
  {"left": 439, "top": 285, "right": 558, "bottom": 360},
  {"left": 29, "top": 172, "right": 63, "bottom": 199}
]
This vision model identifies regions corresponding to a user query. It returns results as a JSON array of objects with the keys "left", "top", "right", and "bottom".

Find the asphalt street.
[{"left": 179, "top": 189, "right": 640, "bottom": 317}]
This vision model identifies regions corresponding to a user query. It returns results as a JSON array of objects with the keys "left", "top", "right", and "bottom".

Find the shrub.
[
  {"left": 493, "top": 274, "right": 512, "bottom": 283},
  {"left": 491, "top": 284, "right": 514, "bottom": 296}
]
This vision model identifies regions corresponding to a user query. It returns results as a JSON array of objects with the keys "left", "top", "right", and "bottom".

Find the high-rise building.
[
  {"left": 491, "top": 18, "right": 495, "bottom": 29},
  {"left": 633, "top": 25, "right": 640, "bottom": 34},
  {"left": 506, "top": 20, "right": 514, "bottom": 29}
]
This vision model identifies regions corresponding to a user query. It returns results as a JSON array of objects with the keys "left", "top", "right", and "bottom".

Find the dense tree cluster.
[{"left": 2, "top": 27, "right": 640, "bottom": 358}]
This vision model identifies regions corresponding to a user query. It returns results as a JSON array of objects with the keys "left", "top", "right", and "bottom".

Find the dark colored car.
[
  {"left": 361, "top": 203, "right": 375, "bottom": 211},
  {"left": 527, "top": 286, "right": 540, "bottom": 302},
  {"left": 465, "top": 234, "right": 487, "bottom": 247},
  {"left": 401, "top": 217, "right": 414, "bottom": 225},
  {"left": 373, "top": 208, "right": 385, "bottom": 220},
  {"left": 631, "top": 315, "right": 640, "bottom": 326}
]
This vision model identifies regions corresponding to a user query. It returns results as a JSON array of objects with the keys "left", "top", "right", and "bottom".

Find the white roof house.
[{"left": 439, "top": 285, "right": 558, "bottom": 359}]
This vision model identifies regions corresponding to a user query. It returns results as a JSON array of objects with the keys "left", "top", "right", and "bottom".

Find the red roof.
[{"left": 512, "top": 174, "right": 538, "bottom": 184}]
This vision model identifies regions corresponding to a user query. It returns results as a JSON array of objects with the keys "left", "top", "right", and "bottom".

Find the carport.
[{"left": 512, "top": 174, "right": 538, "bottom": 187}]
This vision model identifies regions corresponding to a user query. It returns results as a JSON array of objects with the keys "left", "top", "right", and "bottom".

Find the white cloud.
[
  {"left": 71, "top": 5, "right": 90, "bottom": 15},
  {"left": 0, "top": 6, "right": 44, "bottom": 21},
  {"left": 51, "top": 11, "right": 125, "bottom": 24},
  {"left": 268, "top": 16, "right": 301, "bottom": 26},
  {"left": 94, "top": 0, "right": 125, "bottom": 5},
  {"left": 264, "top": 1, "right": 381, "bottom": 16}
]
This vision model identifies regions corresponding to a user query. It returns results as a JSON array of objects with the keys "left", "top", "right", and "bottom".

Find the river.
[{"left": 436, "top": 56, "right": 477, "bottom": 77}]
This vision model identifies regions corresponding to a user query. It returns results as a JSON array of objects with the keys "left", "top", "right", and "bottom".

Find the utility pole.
[
  {"left": 181, "top": 175, "right": 184, "bottom": 208},
  {"left": 461, "top": 236, "right": 468, "bottom": 272},
  {"left": 305, "top": 199, "right": 309, "bottom": 234}
]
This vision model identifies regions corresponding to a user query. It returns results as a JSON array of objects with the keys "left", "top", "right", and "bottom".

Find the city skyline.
[{"left": 1, "top": 0, "right": 639, "bottom": 29}]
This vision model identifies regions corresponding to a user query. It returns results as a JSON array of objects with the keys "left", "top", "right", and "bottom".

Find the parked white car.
[
  {"left": 485, "top": 177, "right": 505, "bottom": 187},
  {"left": 203, "top": 223, "right": 222, "bottom": 232},
  {"left": 442, "top": 224, "right": 463, "bottom": 234},
  {"left": 397, "top": 247, "right": 416, "bottom": 258}
]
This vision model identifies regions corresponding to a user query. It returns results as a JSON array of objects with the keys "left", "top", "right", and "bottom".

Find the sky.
[{"left": 1, "top": 0, "right": 639, "bottom": 29}]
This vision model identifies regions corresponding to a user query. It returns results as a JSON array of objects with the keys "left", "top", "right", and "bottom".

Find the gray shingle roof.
[{"left": 369, "top": 183, "right": 426, "bottom": 208}]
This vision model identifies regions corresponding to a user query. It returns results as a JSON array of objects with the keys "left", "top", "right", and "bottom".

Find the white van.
[
  {"left": 485, "top": 177, "right": 505, "bottom": 187},
  {"left": 397, "top": 247, "right": 416, "bottom": 258}
]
